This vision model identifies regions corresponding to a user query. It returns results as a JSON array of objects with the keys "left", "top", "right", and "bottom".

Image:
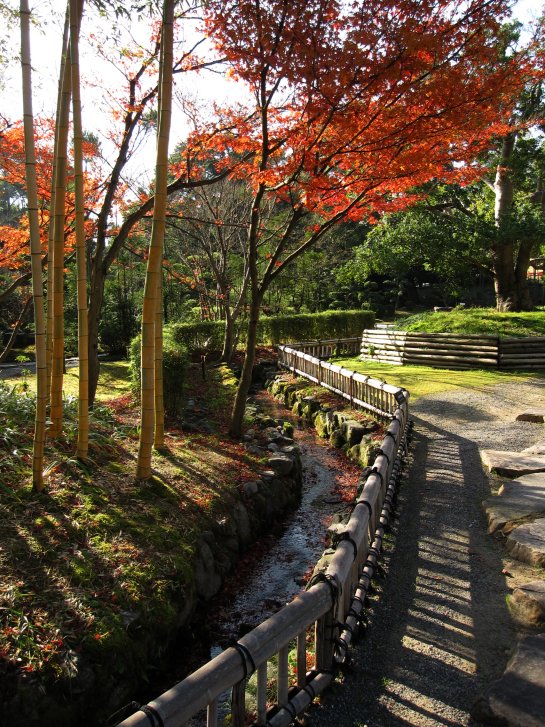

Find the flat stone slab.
[
  {"left": 498, "top": 472, "right": 545, "bottom": 497},
  {"left": 516, "top": 409, "right": 545, "bottom": 423},
  {"left": 480, "top": 634, "right": 545, "bottom": 727},
  {"left": 481, "top": 450, "right": 545, "bottom": 477},
  {"left": 483, "top": 497, "right": 545, "bottom": 534},
  {"left": 505, "top": 518, "right": 545, "bottom": 567},
  {"left": 508, "top": 580, "right": 545, "bottom": 626},
  {"left": 523, "top": 439, "right": 545, "bottom": 456}
]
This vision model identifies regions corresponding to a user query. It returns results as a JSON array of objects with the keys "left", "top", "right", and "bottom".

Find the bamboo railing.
[
  {"left": 277, "top": 341, "right": 408, "bottom": 418},
  {"left": 117, "top": 346, "right": 410, "bottom": 727}
]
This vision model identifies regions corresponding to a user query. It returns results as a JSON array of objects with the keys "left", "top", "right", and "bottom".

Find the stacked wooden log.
[
  {"left": 361, "top": 329, "right": 545, "bottom": 370},
  {"left": 499, "top": 336, "right": 545, "bottom": 370}
]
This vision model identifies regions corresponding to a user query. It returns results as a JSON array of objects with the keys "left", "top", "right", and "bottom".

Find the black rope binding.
[
  {"left": 354, "top": 500, "right": 372, "bottom": 518},
  {"left": 371, "top": 467, "right": 384, "bottom": 484},
  {"left": 376, "top": 448, "right": 391, "bottom": 464},
  {"left": 332, "top": 531, "right": 358, "bottom": 560},
  {"left": 231, "top": 640, "right": 257, "bottom": 679},
  {"left": 303, "top": 682, "right": 316, "bottom": 701},
  {"left": 139, "top": 705, "right": 165, "bottom": 727},
  {"left": 305, "top": 571, "right": 341, "bottom": 606},
  {"left": 106, "top": 701, "right": 141, "bottom": 726},
  {"left": 282, "top": 701, "right": 298, "bottom": 720}
]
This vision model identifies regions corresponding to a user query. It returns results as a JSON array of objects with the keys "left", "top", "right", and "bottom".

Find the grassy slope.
[
  {"left": 395, "top": 306, "right": 545, "bottom": 337},
  {"left": 0, "top": 363, "right": 266, "bottom": 714},
  {"left": 342, "top": 308, "right": 545, "bottom": 398}
]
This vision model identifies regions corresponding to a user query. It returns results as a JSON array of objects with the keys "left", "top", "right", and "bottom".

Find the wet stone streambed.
[{"left": 138, "top": 386, "right": 362, "bottom": 716}]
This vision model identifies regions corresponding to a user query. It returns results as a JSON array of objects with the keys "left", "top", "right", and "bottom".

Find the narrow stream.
[{"left": 208, "top": 388, "right": 359, "bottom": 644}]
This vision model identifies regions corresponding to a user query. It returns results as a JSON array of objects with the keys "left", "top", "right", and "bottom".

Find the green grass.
[
  {"left": 7, "top": 360, "right": 132, "bottom": 401},
  {"left": 335, "top": 358, "right": 544, "bottom": 400},
  {"left": 396, "top": 306, "right": 545, "bottom": 337}
]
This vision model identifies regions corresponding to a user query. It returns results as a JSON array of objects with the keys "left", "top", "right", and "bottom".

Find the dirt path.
[{"left": 310, "top": 379, "right": 545, "bottom": 727}]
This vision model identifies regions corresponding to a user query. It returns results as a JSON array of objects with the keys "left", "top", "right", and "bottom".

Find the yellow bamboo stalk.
[
  {"left": 70, "top": 0, "right": 88, "bottom": 461},
  {"left": 46, "top": 7, "right": 70, "bottom": 399},
  {"left": 20, "top": 0, "right": 47, "bottom": 491},
  {"left": 154, "top": 268, "right": 165, "bottom": 448},
  {"left": 49, "top": 32, "right": 72, "bottom": 438},
  {"left": 136, "top": 0, "right": 174, "bottom": 479}
]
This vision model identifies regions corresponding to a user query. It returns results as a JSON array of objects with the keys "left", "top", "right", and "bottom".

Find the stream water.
[{"left": 208, "top": 389, "right": 357, "bottom": 645}]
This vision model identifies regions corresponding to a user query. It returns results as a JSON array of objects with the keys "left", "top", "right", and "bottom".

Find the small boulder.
[
  {"left": 341, "top": 420, "right": 368, "bottom": 446},
  {"left": 474, "top": 634, "right": 545, "bottom": 727},
  {"left": 508, "top": 580, "right": 545, "bottom": 627},
  {"left": 516, "top": 409, "right": 545, "bottom": 423},
  {"left": 330, "top": 429, "right": 345, "bottom": 448},
  {"left": 268, "top": 454, "right": 295, "bottom": 476},
  {"left": 505, "top": 518, "right": 545, "bottom": 567}
]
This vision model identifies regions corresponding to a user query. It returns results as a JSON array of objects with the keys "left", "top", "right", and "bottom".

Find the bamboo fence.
[{"left": 117, "top": 346, "right": 410, "bottom": 727}]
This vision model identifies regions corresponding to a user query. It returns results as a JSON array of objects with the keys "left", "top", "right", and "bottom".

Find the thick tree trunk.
[
  {"left": 492, "top": 241, "right": 518, "bottom": 311},
  {"left": 491, "top": 132, "right": 534, "bottom": 312}
]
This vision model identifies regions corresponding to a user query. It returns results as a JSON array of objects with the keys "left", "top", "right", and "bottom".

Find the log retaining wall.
[{"left": 361, "top": 329, "right": 545, "bottom": 370}]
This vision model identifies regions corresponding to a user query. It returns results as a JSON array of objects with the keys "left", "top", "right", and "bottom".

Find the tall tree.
[{"left": 199, "top": 0, "right": 531, "bottom": 436}]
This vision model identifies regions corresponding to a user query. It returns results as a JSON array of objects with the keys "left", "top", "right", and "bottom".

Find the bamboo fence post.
[
  {"left": 231, "top": 680, "right": 246, "bottom": 727},
  {"left": 277, "top": 645, "right": 289, "bottom": 707},
  {"left": 296, "top": 630, "right": 307, "bottom": 689},
  {"left": 256, "top": 661, "right": 268, "bottom": 725}
]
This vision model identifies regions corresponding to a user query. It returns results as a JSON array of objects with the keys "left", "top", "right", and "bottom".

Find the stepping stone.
[
  {"left": 483, "top": 497, "right": 545, "bottom": 534},
  {"left": 508, "top": 580, "right": 545, "bottom": 626},
  {"left": 483, "top": 474, "right": 545, "bottom": 533},
  {"left": 477, "top": 634, "right": 545, "bottom": 727},
  {"left": 505, "top": 518, "right": 545, "bottom": 567},
  {"left": 523, "top": 439, "right": 545, "bottom": 456},
  {"left": 498, "top": 472, "right": 545, "bottom": 497},
  {"left": 481, "top": 449, "right": 545, "bottom": 477},
  {"left": 516, "top": 409, "right": 545, "bottom": 423}
]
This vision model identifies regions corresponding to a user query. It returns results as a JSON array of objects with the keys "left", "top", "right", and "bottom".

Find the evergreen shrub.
[{"left": 129, "top": 331, "right": 188, "bottom": 416}]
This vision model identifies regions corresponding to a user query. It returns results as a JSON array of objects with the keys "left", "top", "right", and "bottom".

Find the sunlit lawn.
[
  {"left": 9, "top": 360, "right": 132, "bottom": 401},
  {"left": 335, "top": 357, "right": 545, "bottom": 401}
]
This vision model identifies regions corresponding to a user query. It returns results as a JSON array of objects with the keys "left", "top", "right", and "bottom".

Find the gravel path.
[{"left": 310, "top": 379, "right": 545, "bottom": 727}]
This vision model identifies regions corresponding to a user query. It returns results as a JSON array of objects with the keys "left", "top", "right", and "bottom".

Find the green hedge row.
[
  {"left": 129, "top": 331, "right": 189, "bottom": 416},
  {"left": 167, "top": 310, "right": 375, "bottom": 352}
]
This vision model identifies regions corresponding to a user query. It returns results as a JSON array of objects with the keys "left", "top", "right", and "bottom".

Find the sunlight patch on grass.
[{"left": 335, "top": 357, "right": 544, "bottom": 400}]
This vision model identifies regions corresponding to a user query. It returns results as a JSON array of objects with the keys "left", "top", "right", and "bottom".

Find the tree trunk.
[
  {"left": 20, "top": 0, "right": 48, "bottom": 491},
  {"left": 70, "top": 0, "right": 89, "bottom": 460},
  {"left": 0, "top": 297, "right": 32, "bottom": 363},
  {"left": 87, "top": 262, "right": 105, "bottom": 406},
  {"left": 221, "top": 310, "right": 236, "bottom": 362},
  {"left": 229, "top": 290, "right": 261, "bottom": 438},
  {"left": 492, "top": 241, "right": 518, "bottom": 311},
  {"left": 491, "top": 131, "right": 533, "bottom": 312},
  {"left": 136, "top": 0, "right": 174, "bottom": 479}
]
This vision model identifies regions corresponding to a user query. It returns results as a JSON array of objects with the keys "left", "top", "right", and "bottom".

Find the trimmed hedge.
[
  {"left": 129, "top": 332, "right": 189, "bottom": 416},
  {"left": 166, "top": 310, "right": 375, "bottom": 352},
  {"left": 168, "top": 320, "right": 225, "bottom": 353},
  {"left": 260, "top": 310, "right": 375, "bottom": 345}
]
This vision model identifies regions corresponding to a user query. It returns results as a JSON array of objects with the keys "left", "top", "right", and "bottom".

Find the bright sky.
[{"left": 0, "top": 0, "right": 541, "bottom": 191}]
